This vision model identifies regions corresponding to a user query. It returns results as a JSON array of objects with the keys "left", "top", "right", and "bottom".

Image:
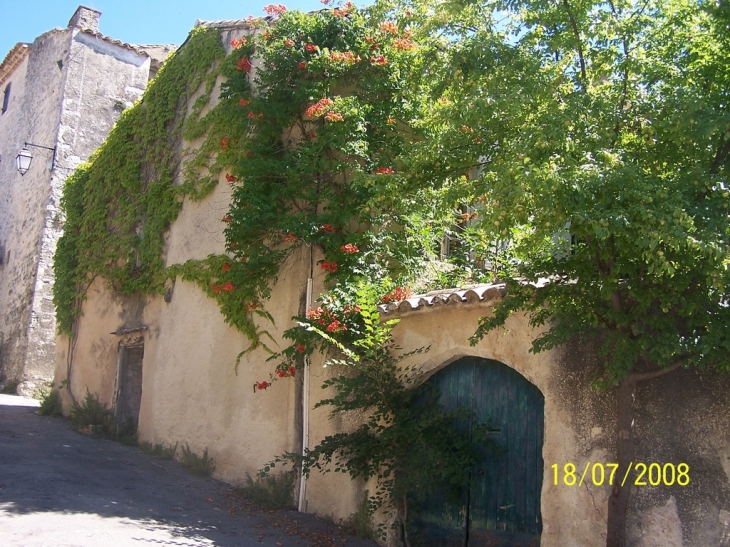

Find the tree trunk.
[{"left": 606, "top": 376, "right": 636, "bottom": 547}]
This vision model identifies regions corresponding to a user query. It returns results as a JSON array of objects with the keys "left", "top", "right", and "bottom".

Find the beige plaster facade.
[
  {"left": 0, "top": 6, "right": 174, "bottom": 396},
  {"left": 52, "top": 18, "right": 730, "bottom": 547}
]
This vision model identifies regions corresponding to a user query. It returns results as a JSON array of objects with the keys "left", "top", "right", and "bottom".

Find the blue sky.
[{"left": 0, "top": 0, "right": 343, "bottom": 59}]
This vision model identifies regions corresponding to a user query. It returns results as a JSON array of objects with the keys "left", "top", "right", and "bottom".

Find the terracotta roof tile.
[
  {"left": 0, "top": 43, "right": 30, "bottom": 87},
  {"left": 378, "top": 284, "right": 506, "bottom": 316},
  {"left": 77, "top": 29, "right": 149, "bottom": 56}
]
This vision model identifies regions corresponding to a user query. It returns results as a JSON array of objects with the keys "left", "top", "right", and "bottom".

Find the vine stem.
[{"left": 402, "top": 492, "right": 412, "bottom": 547}]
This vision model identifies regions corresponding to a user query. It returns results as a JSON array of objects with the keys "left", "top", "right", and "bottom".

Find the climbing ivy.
[
  {"left": 54, "top": 4, "right": 468, "bottom": 346},
  {"left": 53, "top": 28, "right": 227, "bottom": 334}
]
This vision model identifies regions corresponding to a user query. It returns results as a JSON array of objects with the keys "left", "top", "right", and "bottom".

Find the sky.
[{"left": 0, "top": 0, "right": 345, "bottom": 59}]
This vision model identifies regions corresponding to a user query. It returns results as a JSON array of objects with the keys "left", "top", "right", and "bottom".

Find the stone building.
[
  {"left": 50, "top": 15, "right": 730, "bottom": 547},
  {"left": 0, "top": 6, "right": 174, "bottom": 395}
]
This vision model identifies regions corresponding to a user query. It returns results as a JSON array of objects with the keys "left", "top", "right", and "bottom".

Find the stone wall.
[
  {"left": 0, "top": 7, "right": 156, "bottom": 395},
  {"left": 0, "top": 29, "right": 68, "bottom": 392}
]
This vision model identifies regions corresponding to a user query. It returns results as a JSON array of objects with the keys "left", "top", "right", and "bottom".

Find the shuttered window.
[{"left": 1, "top": 83, "right": 10, "bottom": 114}]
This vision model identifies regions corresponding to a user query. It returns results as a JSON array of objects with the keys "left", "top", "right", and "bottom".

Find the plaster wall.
[
  {"left": 51, "top": 23, "right": 730, "bottom": 547},
  {"left": 304, "top": 298, "right": 730, "bottom": 547},
  {"left": 303, "top": 300, "right": 608, "bottom": 546}
]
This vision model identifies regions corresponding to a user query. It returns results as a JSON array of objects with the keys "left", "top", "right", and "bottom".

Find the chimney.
[{"left": 68, "top": 6, "right": 102, "bottom": 32}]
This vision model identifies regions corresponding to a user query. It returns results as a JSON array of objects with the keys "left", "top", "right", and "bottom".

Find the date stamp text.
[{"left": 551, "top": 462, "right": 690, "bottom": 487}]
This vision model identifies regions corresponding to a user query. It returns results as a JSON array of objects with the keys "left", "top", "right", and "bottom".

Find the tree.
[{"left": 389, "top": 0, "right": 730, "bottom": 545}]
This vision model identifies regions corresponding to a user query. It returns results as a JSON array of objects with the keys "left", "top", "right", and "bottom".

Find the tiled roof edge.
[
  {"left": 194, "top": 9, "right": 330, "bottom": 30},
  {"left": 0, "top": 43, "right": 30, "bottom": 87},
  {"left": 377, "top": 283, "right": 507, "bottom": 316},
  {"left": 77, "top": 29, "right": 151, "bottom": 57},
  {"left": 194, "top": 18, "right": 261, "bottom": 30}
]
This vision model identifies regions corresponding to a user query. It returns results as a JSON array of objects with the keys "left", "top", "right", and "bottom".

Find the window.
[{"left": 1, "top": 82, "right": 10, "bottom": 114}]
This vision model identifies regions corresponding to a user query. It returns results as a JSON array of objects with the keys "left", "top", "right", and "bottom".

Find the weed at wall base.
[
  {"left": 0, "top": 379, "right": 19, "bottom": 394},
  {"left": 37, "top": 388, "right": 63, "bottom": 417},
  {"left": 70, "top": 390, "right": 117, "bottom": 437},
  {"left": 139, "top": 441, "right": 178, "bottom": 460},
  {"left": 179, "top": 444, "right": 216, "bottom": 476},
  {"left": 236, "top": 471, "right": 295, "bottom": 510},
  {"left": 339, "top": 493, "right": 377, "bottom": 540}
]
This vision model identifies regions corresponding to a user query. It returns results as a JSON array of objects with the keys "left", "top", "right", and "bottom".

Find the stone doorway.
[{"left": 114, "top": 340, "right": 144, "bottom": 432}]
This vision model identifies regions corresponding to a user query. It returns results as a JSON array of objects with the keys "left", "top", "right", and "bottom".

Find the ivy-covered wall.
[{"left": 50, "top": 8, "right": 730, "bottom": 547}]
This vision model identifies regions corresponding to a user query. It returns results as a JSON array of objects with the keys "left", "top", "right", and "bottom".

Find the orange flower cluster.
[
  {"left": 284, "top": 39, "right": 295, "bottom": 47},
  {"left": 225, "top": 173, "right": 236, "bottom": 183},
  {"left": 230, "top": 37, "right": 247, "bottom": 49},
  {"left": 328, "top": 51, "right": 360, "bottom": 64},
  {"left": 211, "top": 280, "right": 236, "bottom": 294},
  {"left": 246, "top": 302, "right": 258, "bottom": 311},
  {"left": 305, "top": 98, "right": 334, "bottom": 118},
  {"left": 386, "top": 116, "right": 397, "bottom": 125},
  {"left": 326, "top": 319, "right": 346, "bottom": 333},
  {"left": 382, "top": 286, "right": 412, "bottom": 303},
  {"left": 298, "top": 61, "right": 307, "bottom": 69},
  {"left": 394, "top": 38, "right": 415, "bottom": 51},
  {"left": 296, "top": 343, "right": 306, "bottom": 353},
  {"left": 375, "top": 167, "right": 395, "bottom": 174},
  {"left": 306, "top": 306, "right": 350, "bottom": 333},
  {"left": 320, "top": 223, "right": 334, "bottom": 232},
  {"left": 369, "top": 55, "right": 388, "bottom": 65},
  {"left": 324, "top": 111, "right": 344, "bottom": 122},
  {"left": 459, "top": 211, "right": 479, "bottom": 222},
  {"left": 239, "top": 97, "right": 250, "bottom": 107},
  {"left": 222, "top": 215, "right": 233, "bottom": 223},
  {"left": 222, "top": 263, "right": 232, "bottom": 273},
  {"left": 221, "top": 137, "right": 230, "bottom": 150},
  {"left": 305, "top": 43, "right": 318, "bottom": 52},
  {"left": 263, "top": 4, "right": 287, "bottom": 15},
  {"left": 276, "top": 365, "right": 297, "bottom": 378},
  {"left": 282, "top": 232, "right": 298, "bottom": 242},
  {"left": 320, "top": 260, "right": 338, "bottom": 272},
  {"left": 340, "top": 243, "right": 359, "bottom": 253},
  {"left": 379, "top": 21, "right": 399, "bottom": 34},
  {"left": 237, "top": 58, "right": 252, "bottom": 71},
  {"left": 255, "top": 381, "right": 270, "bottom": 391}
]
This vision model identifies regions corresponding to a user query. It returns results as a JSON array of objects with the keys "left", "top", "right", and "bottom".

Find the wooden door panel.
[{"left": 414, "top": 357, "right": 544, "bottom": 546}]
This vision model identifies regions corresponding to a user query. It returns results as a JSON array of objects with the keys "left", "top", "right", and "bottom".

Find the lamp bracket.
[{"left": 24, "top": 142, "right": 56, "bottom": 165}]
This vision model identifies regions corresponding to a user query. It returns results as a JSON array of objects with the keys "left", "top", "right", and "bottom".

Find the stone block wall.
[
  {"left": 0, "top": 7, "right": 162, "bottom": 395},
  {"left": 0, "top": 29, "right": 68, "bottom": 392}
]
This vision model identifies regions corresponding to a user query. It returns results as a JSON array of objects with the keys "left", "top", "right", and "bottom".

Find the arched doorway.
[{"left": 412, "top": 356, "right": 544, "bottom": 546}]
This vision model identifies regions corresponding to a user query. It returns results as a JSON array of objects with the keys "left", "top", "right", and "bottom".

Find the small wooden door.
[
  {"left": 114, "top": 344, "right": 144, "bottom": 429},
  {"left": 411, "top": 357, "right": 544, "bottom": 546}
]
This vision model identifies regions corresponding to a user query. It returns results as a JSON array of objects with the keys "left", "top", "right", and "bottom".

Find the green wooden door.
[{"left": 411, "top": 357, "right": 544, "bottom": 547}]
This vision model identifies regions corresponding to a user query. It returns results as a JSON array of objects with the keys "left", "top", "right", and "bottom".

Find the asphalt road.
[{"left": 0, "top": 394, "right": 378, "bottom": 547}]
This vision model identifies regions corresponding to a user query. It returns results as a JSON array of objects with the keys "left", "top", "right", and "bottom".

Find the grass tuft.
[
  {"left": 37, "top": 386, "right": 63, "bottom": 417},
  {"left": 236, "top": 471, "right": 296, "bottom": 510},
  {"left": 179, "top": 444, "right": 216, "bottom": 476},
  {"left": 139, "top": 441, "right": 178, "bottom": 460}
]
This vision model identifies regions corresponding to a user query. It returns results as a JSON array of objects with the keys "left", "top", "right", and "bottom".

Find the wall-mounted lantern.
[{"left": 16, "top": 142, "right": 56, "bottom": 175}]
